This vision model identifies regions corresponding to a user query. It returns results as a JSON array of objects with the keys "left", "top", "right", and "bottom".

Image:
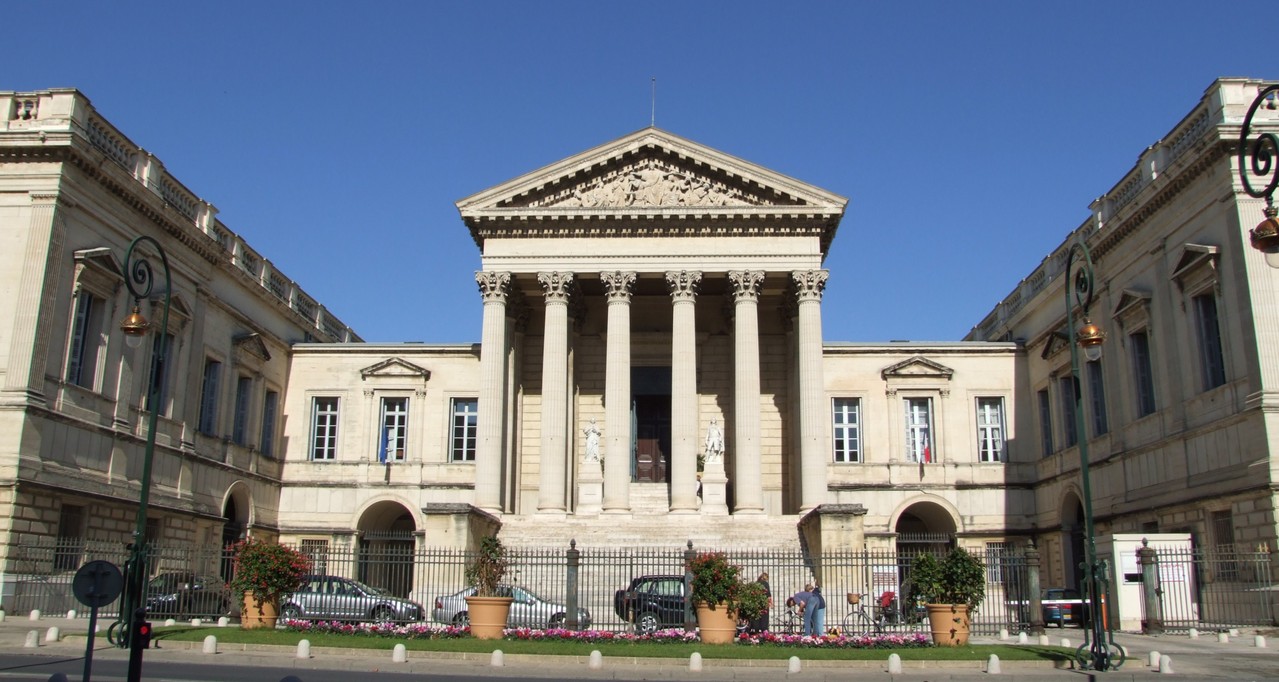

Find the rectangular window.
[
  {"left": 451, "top": 398, "right": 478, "bottom": 462},
  {"left": 260, "top": 390, "right": 278, "bottom": 457},
  {"left": 311, "top": 397, "right": 340, "bottom": 461},
  {"left": 1212, "top": 510, "right": 1238, "bottom": 580},
  {"left": 976, "top": 397, "right": 1005, "bottom": 462},
  {"left": 1193, "top": 293, "right": 1226, "bottom": 391},
  {"left": 1131, "top": 330, "right": 1157, "bottom": 417},
  {"left": 146, "top": 333, "right": 175, "bottom": 416},
  {"left": 832, "top": 398, "right": 861, "bottom": 463},
  {"left": 53, "top": 505, "right": 85, "bottom": 571},
  {"left": 904, "top": 397, "right": 933, "bottom": 463},
  {"left": 984, "top": 541, "right": 1006, "bottom": 584},
  {"left": 198, "top": 359, "right": 222, "bottom": 435},
  {"left": 1038, "top": 389, "right": 1054, "bottom": 457},
  {"left": 1059, "top": 375, "right": 1078, "bottom": 448},
  {"left": 65, "top": 291, "right": 104, "bottom": 389},
  {"left": 232, "top": 376, "right": 253, "bottom": 445},
  {"left": 379, "top": 397, "right": 409, "bottom": 462},
  {"left": 1086, "top": 359, "right": 1108, "bottom": 436}
]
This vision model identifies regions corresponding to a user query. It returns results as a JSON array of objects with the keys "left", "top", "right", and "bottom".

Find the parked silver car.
[
  {"left": 433, "top": 585, "right": 591, "bottom": 629},
  {"left": 280, "top": 575, "right": 424, "bottom": 623}
]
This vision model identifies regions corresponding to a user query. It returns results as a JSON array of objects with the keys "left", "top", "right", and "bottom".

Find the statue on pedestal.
[
  {"left": 704, "top": 418, "right": 724, "bottom": 462},
  {"left": 582, "top": 419, "right": 601, "bottom": 463}
]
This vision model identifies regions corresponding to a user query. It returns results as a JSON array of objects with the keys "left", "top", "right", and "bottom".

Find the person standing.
[
  {"left": 792, "top": 583, "right": 814, "bottom": 636},
  {"left": 750, "top": 571, "right": 772, "bottom": 633},
  {"left": 805, "top": 585, "right": 827, "bottom": 637}
]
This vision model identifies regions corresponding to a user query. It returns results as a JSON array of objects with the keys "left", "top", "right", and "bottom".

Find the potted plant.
[
  {"left": 229, "top": 538, "right": 310, "bottom": 629},
  {"left": 689, "top": 551, "right": 766, "bottom": 643},
  {"left": 463, "top": 535, "right": 512, "bottom": 639},
  {"left": 909, "top": 547, "right": 987, "bottom": 646}
]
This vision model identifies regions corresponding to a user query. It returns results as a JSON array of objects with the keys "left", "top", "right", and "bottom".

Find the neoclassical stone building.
[{"left": 1, "top": 77, "right": 1277, "bottom": 599}]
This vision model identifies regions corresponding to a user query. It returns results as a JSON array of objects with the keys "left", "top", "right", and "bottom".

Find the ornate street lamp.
[
  {"left": 1063, "top": 238, "right": 1120, "bottom": 671},
  {"left": 111, "top": 236, "right": 172, "bottom": 682},
  {"left": 1239, "top": 84, "right": 1279, "bottom": 265}
]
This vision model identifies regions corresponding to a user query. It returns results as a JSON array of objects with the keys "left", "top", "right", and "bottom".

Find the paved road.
[{"left": 0, "top": 616, "right": 1277, "bottom": 681}]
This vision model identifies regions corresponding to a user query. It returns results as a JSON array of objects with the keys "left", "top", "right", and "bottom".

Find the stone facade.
[{"left": 0, "top": 79, "right": 1277, "bottom": 596}]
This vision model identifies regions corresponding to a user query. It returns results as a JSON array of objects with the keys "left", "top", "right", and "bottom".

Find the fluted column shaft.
[
  {"left": 794, "top": 270, "right": 830, "bottom": 513},
  {"left": 729, "top": 271, "right": 765, "bottom": 514},
  {"left": 5, "top": 195, "right": 65, "bottom": 399},
  {"left": 538, "top": 272, "right": 574, "bottom": 512},
  {"left": 601, "top": 271, "right": 635, "bottom": 513},
  {"left": 474, "top": 272, "right": 511, "bottom": 513},
  {"left": 667, "top": 271, "right": 702, "bottom": 512}
]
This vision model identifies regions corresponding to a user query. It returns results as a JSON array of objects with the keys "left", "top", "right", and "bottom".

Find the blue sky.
[{"left": 8, "top": 1, "right": 1275, "bottom": 343}]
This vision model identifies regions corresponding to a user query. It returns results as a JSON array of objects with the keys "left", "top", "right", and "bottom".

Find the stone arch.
[
  {"left": 219, "top": 482, "right": 253, "bottom": 580},
  {"left": 354, "top": 498, "right": 418, "bottom": 598},
  {"left": 1058, "top": 489, "right": 1086, "bottom": 590}
]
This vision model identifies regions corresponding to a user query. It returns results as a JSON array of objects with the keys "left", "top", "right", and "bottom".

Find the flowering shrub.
[
  {"left": 279, "top": 620, "right": 932, "bottom": 649},
  {"left": 229, "top": 538, "right": 310, "bottom": 605},
  {"left": 688, "top": 552, "right": 741, "bottom": 609}
]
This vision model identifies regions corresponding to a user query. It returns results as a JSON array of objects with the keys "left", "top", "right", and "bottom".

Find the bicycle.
[{"left": 840, "top": 592, "right": 883, "bottom": 635}]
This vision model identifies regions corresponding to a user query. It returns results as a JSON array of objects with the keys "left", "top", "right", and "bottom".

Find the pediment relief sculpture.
[{"left": 530, "top": 158, "right": 774, "bottom": 210}]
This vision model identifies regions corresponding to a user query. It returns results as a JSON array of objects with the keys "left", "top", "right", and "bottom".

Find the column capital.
[
  {"left": 665, "top": 270, "right": 703, "bottom": 302},
  {"left": 728, "top": 270, "right": 765, "bottom": 303},
  {"left": 792, "top": 270, "right": 830, "bottom": 303},
  {"left": 538, "top": 271, "right": 576, "bottom": 303},
  {"left": 476, "top": 271, "right": 511, "bottom": 303},
  {"left": 600, "top": 271, "right": 637, "bottom": 302}
]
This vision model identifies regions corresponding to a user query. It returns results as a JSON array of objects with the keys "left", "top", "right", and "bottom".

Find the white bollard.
[
  {"left": 788, "top": 656, "right": 801, "bottom": 674},
  {"left": 1148, "top": 650, "right": 1161, "bottom": 668},
  {"left": 1158, "top": 654, "right": 1174, "bottom": 674},
  {"left": 987, "top": 654, "right": 1001, "bottom": 675},
  {"left": 191, "top": 618, "right": 202, "bottom": 627},
  {"left": 1188, "top": 628, "right": 1199, "bottom": 639},
  {"left": 24, "top": 630, "right": 38, "bottom": 648},
  {"left": 588, "top": 650, "right": 603, "bottom": 670},
  {"left": 392, "top": 643, "right": 407, "bottom": 663},
  {"left": 888, "top": 653, "right": 903, "bottom": 675},
  {"left": 66, "top": 610, "right": 76, "bottom": 620},
  {"left": 1038, "top": 634, "right": 1050, "bottom": 646},
  {"left": 44, "top": 627, "right": 59, "bottom": 642},
  {"left": 1218, "top": 632, "right": 1229, "bottom": 644},
  {"left": 1230, "top": 628, "right": 1240, "bottom": 637},
  {"left": 689, "top": 652, "right": 702, "bottom": 672},
  {"left": 0, "top": 609, "right": 6, "bottom": 622},
  {"left": 490, "top": 649, "right": 504, "bottom": 667},
  {"left": 1017, "top": 631, "right": 1028, "bottom": 644},
  {"left": 296, "top": 639, "right": 310, "bottom": 659},
  {"left": 1256, "top": 635, "right": 1267, "bottom": 648},
  {"left": 29, "top": 609, "right": 40, "bottom": 621},
  {"left": 998, "top": 627, "right": 1009, "bottom": 640},
  {"left": 218, "top": 616, "right": 229, "bottom": 627},
  {"left": 1061, "top": 638, "right": 1071, "bottom": 649},
  {"left": 164, "top": 619, "right": 176, "bottom": 627},
  {"left": 202, "top": 635, "right": 217, "bottom": 654}
]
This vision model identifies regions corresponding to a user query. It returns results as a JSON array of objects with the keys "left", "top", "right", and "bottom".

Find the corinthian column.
[
  {"left": 538, "top": 271, "right": 574, "bottom": 513},
  {"left": 667, "top": 271, "right": 702, "bottom": 513},
  {"left": 601, "top": 271, "right": 636, "bottom": 513},
  {"left": 729, "top": 270, "right": 765, "bottom": 514},
  {"left": 794, "top": 270, "right": 830, "bottom": 513},
  {"left": 474, "top": 271, "right": 511, "bottom": 513}
]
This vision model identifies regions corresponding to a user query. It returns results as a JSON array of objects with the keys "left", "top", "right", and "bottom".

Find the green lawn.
[{"left": 152, "top": 626, "right": 1072, "bottom": 662}]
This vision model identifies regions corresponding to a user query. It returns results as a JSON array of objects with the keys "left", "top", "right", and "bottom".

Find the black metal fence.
[{"left": 4, "top": 538, "right": 1272, "bottom": 635}]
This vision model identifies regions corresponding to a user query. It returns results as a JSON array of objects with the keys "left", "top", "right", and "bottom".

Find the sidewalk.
[{"left": 2, "top": 614, "right": 1278, "bottom": 680}]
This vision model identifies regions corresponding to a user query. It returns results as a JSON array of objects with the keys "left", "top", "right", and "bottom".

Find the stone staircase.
[{"left": 497, "top": 484, "right": 804, "bottom": 552}]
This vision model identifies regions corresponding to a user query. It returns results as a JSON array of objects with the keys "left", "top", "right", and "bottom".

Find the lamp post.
[
  {"left": 1063, "top": 237, "right": 1112, "bottom": 670},
  {"left": 112, "top": 236, "right": 172, "bottom": 682},
  {"left": 1239, "top": 84, "right": 1279, "bottom": 262}
]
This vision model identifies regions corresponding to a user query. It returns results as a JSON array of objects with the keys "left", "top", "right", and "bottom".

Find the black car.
[
  {"left": 614, "top": 575, "right": 687, "bottom": 634},
  {"left": 145, "top": 572, "right": 236, "bottom": 619},
  {"left": 1042, "top": 587, "right": 1085, "bottom": 627}
]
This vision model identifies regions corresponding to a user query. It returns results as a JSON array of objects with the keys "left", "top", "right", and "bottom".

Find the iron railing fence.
[
  {"left": 1142, "top": 544, "right": 1274, "bottom": 632},
  {"left": 6, "top": 538, "right": 1271, "bottom": 634}
]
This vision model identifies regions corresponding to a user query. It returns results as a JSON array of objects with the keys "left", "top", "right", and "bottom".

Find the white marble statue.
[
  {"left": 704, "top": 418, "right": 724, "bottom": 462},
  {"left": 582, "top": 419, "right": 601, "bottom": 463}
]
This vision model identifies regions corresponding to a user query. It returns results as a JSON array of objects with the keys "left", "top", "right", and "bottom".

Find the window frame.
[
  {"left": 1192, "top": 291, "right": 1226, "bottom": 391},
  {"left": 65, "top": 290, "right": 105, "bottom": 389},
  {"left": 975, "top": 396, "right": 1005, "bottom": 463},
  {"left": 232, "top": 375, "right": 253, "bottom": 445},
  {"left": 1058, "top": 374, "right": 1078, "bottom": 448},
  {"left": 450, "top": 397, "right": 479, "bottom": 462},
  {"left": 260, "top": 389, "right": 279, "bottom": 457},
  {"left": 1130, "top": 329, "right": 1157, "bottom": 417},
  {"left": 310, "top": 396, "right": 340, "bottom": 461},
  {"left": 832, "top": 397, "right": 862, "bottom": 463},
  {"left": 1086, "top": 359, "right": 1108, "bottom": 437},
  {"left": 1038, "top": 388, "right": 1054, "bottom": 457},
  {"left": 198, "top": 358, "right": 222, "bottom": 436},
  {"left": 903, "top": 396, "right": 934, "bottom": 463},
  {"left": 379, "top": 396, "right": 409, "bottom": 462}
]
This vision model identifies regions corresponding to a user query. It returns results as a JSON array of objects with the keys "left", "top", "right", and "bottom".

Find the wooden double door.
[{"left": 633, "top": 395, "right": 670, "bottom": 483}]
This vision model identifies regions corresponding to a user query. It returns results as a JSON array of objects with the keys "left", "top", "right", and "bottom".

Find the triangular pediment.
[
  {"left": 1111, "top": 288, "right": 1151, "bottom": 320},
  {"left": 360, "top": 357, "right": 431, "bottom": 382},
  {"left": 881, "top": 356, "right": 955, "bottom": 381},
  {"left": 233, "top": 333, "right": 272, "bottom": 362},
  {"left": 1040, "top": 328, "right": 1070, "bottom": 360},
  {"left": 456, "top": 127, "right": 847, "bottom": 251}
]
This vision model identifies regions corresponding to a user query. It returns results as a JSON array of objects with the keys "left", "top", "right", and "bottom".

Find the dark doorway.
[{"left": 631, "top": 367, "right": 672, "bottom": 484}]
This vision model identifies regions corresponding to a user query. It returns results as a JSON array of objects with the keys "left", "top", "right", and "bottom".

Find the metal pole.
[
  {"left": 113, "top": 236, "right": 172, "bottom": 682},
  {"left": 1065, "top": 239, "right": 1111, "bottom": 671}
]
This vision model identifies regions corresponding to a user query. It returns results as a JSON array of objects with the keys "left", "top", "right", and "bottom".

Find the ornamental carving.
[
  {"left": 542, "top": 158, "right": 761, "bottom": 209},
  {"left": 538, "top": 271, "right": 575, "bottom": 303},
  {"left": 600, "top": 271, "right": 636, "bottom": 302},
  {"left": 792, "top": 270, "right": 829, "bottom": 303},
  {"left": 476, "top": 271, "right": 511, "bottom": 303},
  {"left": 728, "top": 271, "right": 765, "bottom": 303},
  {"left": 665, "top": 270, "right": 702, "bottom": 302}
]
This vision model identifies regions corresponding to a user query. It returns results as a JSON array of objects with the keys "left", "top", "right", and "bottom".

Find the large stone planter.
[
  {"left": 695, "top": 601, "right": 739, "bottom": 644},
  {"left": 925, "top": 603, "right": 971, "bottom": 646},
  {"left": 465, "top": 595, "right": 513, "bottom": 640},
  {"left": 241, "top": 592, "right": 279, "bottom": 629}
]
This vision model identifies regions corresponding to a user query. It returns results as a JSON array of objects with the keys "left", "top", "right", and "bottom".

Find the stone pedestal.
[
  {"left": 700, "top": 466, "right": 729, "bottom": 515},
  {"left": 577, "top": 461, "right": 603, "bottom": 515}
]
